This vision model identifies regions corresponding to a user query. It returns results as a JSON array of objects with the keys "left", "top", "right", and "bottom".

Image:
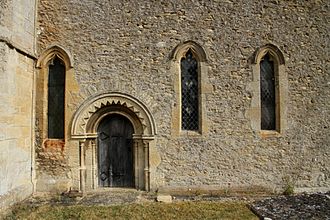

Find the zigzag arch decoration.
[{"left": 71, "top": 92, "right": 156, "bottom": 139}]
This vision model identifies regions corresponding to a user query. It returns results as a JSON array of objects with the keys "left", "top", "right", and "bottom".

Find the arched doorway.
[
  {"left": 70, "top": 92, "right": 157, "bottom": 192},
  {"left": 97, "top": 114, "right": 134, "bottom": 187}
]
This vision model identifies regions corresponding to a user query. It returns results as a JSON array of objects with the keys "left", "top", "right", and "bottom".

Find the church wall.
[
  {"left": 36, "top": 0, "right": 329, "bottom": 193},
  {"left": 0, "top": 0, "right": 36, "bottom": 211},
  {"left": 0, "top": 0, "right": 36, "bottom": 53}
]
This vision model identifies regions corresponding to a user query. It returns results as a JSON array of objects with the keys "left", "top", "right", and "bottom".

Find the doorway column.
[
  {"left": 142, "top": 136, "right": 154, "bottom": 191},
  {"left": 132, "top": 135, "right": 140, "bottom": 189},
  {"left": 79, "top": 140, "right": 86, "bottom": 193},
  {"left": 91, "top": 139, "right": 97, "bottom": 189}
]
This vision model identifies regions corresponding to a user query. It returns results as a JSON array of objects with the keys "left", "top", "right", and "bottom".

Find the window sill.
[
  {"left": 43, "top": 139, "right": 65, "bottom": 148},
  {"left": 260, "top": 130, "right": 281, "bottom": 138},
  {"left": 180, "top": 130, "right": 202, "bottom": 137}
]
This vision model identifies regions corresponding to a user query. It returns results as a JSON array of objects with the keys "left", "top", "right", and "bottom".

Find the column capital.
[{"left": 79, "top": 139, "right": 86, "bottom": 146}]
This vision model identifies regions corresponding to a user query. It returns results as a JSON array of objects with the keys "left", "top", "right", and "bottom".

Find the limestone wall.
[
  {"left": 0, "top": 0, "right": 36, "bottom": 210},
  {"left": 0, "top": 0, "right": 36, "bottom": 53},
  {"left": 36, "top": 0, "right": 329, "bottom": 193}
]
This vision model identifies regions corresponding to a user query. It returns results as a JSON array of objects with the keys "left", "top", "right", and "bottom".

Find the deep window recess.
[
  {"left": 48, "top": 57, "right": 65, "bottom": 138},
  {"left": 181, "top": 49, "right": 199, "bottom": 130},
  {"left": 260, "top": 53, "right": 276, "bottom": 130}
]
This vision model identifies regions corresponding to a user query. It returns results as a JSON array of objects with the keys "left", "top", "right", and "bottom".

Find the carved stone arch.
[
  {"left": 71, "top": 92, "right": 156, "bottom": 139},
  {"left": 170, "top": 40, "right": 207, "bottom": 62},
  {"left": 71, "top": 92, "right": 157, "bottom": 192},
  {"left": 253, "top": 44, "right": 285, "bottom": 65},
  {"left": 87, "top": 105, "right": 144, "bottom": 136},
  {"left": 36, "top": 45, "right": 73, "bottom": 70}
]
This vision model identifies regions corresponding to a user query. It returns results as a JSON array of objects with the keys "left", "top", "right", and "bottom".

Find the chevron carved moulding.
[{"left": 71, "top": 92, "right": 156, "bottom": 139}]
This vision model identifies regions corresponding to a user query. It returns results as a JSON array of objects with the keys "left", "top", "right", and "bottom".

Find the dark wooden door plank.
[{"left": 97, "top": 114, "right": 134, "bottom": 187}]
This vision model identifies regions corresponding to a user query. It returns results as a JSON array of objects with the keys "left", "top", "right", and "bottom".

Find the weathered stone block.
[{"left": 156, "top": 195, "right": 172, "bottom": 203}]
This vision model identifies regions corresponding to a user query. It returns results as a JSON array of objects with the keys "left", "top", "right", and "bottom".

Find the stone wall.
[
  {"left": 0, "top": 0, "right": 36, "bottom": 53},
  {"left": 0, "top": 0, "right": 36, "bottom": 211},
  {"left": 36, "top": 0, "right": 329, "bottom": 192}
]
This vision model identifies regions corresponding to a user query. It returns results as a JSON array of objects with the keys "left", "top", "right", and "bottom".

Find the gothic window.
[
  {"left": 171, "top": 41, "right": 208, "bottom": 136},
  {"left": 48, "top": 56, "right": 65, "bottom": 138},
  {"left": 249, "top": 44, "right": 287, "bottom": 136},
  {"left": 260, "top": 53, "right": 276, "bottom": 130},
  {"left": 181, "top": 50, "right": 199, "bottom": 130}
]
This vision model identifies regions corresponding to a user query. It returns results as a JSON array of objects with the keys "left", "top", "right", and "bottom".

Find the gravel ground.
[{"left": 250, "top": 192, "right": 330, "bottom": 220}]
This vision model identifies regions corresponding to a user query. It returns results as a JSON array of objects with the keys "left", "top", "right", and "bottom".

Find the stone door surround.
[{"left": 71, "top": 92, "right": 156, "bottom": 192}]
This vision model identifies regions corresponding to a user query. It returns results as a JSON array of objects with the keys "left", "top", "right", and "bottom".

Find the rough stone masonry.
[{"left": 0, "top": 0, "right": 329, "bottom": 211}]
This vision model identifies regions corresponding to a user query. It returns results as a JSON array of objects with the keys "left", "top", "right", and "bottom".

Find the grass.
[{"left": 4, "top": 201, "right": 258, "bottom": 220}]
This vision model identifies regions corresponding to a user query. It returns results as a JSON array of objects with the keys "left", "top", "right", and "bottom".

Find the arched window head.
[
  {"left": 181, "top": 49, "right": 199, "bottom": 130},
  {"left": 36, "top": 45, "right": 73, "bottom": 70},
  {"left": 48, "top": 56, "right": 65, "bottom": 138},
  {"left": 260, "top": 53, "right": 276, "bottom": 130}
]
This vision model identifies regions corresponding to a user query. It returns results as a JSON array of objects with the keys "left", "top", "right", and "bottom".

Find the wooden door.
[{"left": 98, "top": 114, "right": 134, "bottom": 187}]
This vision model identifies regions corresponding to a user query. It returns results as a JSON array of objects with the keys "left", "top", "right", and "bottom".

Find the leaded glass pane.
[
  {"left": 260, "top": 53, "right": 276, "bottom": 130},
  {"left": 48, "top": 57, "right": 65, "bottom": 138},
  {"left": 181, "top": 50, "right": 199, "bottom": 130}
]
